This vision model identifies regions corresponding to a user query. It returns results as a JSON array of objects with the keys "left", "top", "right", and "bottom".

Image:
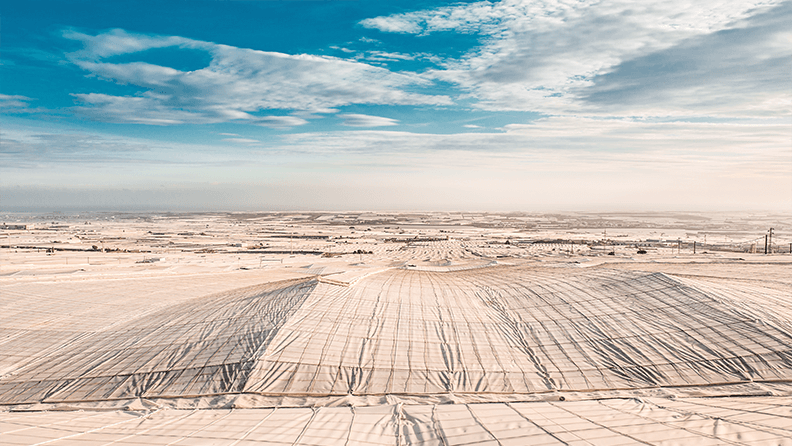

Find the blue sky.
[{"left": 1, "top": 0, "right": 790, "bottom": 211}]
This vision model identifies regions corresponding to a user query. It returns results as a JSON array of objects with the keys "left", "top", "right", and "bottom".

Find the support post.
[
  {"left": 764, "top": 235, "right": 768, "bottom": 254},
  {"left": 693, "top": 241, "right": 696, "bottom": 254}
]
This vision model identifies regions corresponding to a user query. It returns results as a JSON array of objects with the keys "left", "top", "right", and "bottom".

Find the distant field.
[{"left": 1, "top": 212, "right": 791, "bottom": 445}]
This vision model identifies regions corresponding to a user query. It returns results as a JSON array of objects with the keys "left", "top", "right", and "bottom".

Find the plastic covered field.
[{"left": 2, "top": 261, "right": 792, "bottom": 445}]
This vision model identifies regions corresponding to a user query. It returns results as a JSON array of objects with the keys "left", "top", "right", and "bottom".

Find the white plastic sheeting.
[
  {"left": 0, "top": 278, "right": 317, "bottom": 403},
  {"left": 3, "top": 266, "right": 792, "bottom": 404},
  {"left": 0, "top": 268, "right": 312, "bottom": 376},
  {"left": 2, "top": 397, "right": 792, "bottom": 445},
  {"left": 2, "top": 263, "right": 792, "bottom": 444}
]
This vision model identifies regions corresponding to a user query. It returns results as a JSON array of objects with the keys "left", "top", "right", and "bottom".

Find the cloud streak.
[
  {"left": 5, "top": 117, "right": 788, "bottom": 210},
  {"left": 339, "top": 114, "right": 399, "bottom": 127},
  {"left": 363, "top": 0, "right": 790, "bottom": 117},
  {"left": 583, "top": 3, "right": 792, "bottom": 117},
  {"left": 0, "top": 94, "right": 33, "bottom": 110},
  {"left": 0, "top": 94, "right": 46, "bottom": 114},
  {"left": 253, "top": 116, "right": 309, "bottom": 129},
  {"left": 63, "top": 29, "right": 451, "bottom": 125}
]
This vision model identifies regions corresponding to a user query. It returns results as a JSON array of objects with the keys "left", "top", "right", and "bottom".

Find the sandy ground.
[{"left": 1, "top": 211, "right": 790, "bottom": 445}]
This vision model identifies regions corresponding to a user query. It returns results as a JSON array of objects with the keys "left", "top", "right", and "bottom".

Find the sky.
[{"left": 1, "top": 0, "right": 790, "bottom": 212}]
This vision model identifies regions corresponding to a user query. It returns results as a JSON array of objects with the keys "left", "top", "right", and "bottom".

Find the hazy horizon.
[{"left": 2, "top": 0, "right": 790, "bottom": 211}]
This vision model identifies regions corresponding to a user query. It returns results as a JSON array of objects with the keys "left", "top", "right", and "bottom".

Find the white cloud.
[
  {"left": 366, "top": 51, "right": 415, "bottom": 62},
  {"left": 63, "top": 29, "right": 192, "bottom": 58},
  {"left": 360, "top": 2, "right": 500, "bottom": 35},
  {"left": 253, "top": 116, "right": 309, "bottom": 128},
  {"left": 359, "top": 16, "right": 423, "bottom": 34},
  {"left": 363, "top": 0, "right": 790, "bottom": 117},
  {"left": 258, "top": 118, "right": 789, "bottom": 210},
  {"left": 72, "top": 93, "right": 201, "bottom": 125},
  {"left": 4, "top": 117, "right": 788, "bottom": 210},
  {"left": 0, "top": 126, "right": 151, "bottom": 168},
  {"left": 581, "top": 4, "right": 792, "bottom": 117},
  {"left": 339, "top": 114, "right": 399, "bottom": 127},
  {"left": 0, "top": 123, "right": 258, "bottom": 169},
  {"left": 282, "top": 117, "right": 790, "bottom": 164},
  {"left": 463, "top": 124, "right": 481, "bottom": 129},
  {"left": 0, "top": 94, "right": 32, "bottom": 108},
  {"left": 63, "top": 29, "right": 451, "bottom": 125},
  {"left": 0, "top": 94, "right": 36, "bottom": 113}
]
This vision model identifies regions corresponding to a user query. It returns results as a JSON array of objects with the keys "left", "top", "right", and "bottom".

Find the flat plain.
[{"left": 1, "top": 211, "right": 791, "bottom": 445}]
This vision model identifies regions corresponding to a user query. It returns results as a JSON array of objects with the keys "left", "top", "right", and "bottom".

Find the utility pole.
[
  {"left": 764, "top": 235, "right": 768, "bottom": 254},
  {"left": 769, "top": 228, "right": 774, "bottom": 254},
  {"left": 693, "top": 241, "right": 696, "bottom": 254}
]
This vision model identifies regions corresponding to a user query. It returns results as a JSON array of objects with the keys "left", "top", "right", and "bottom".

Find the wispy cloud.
[
  {"left": 0, "top": 124, "right": 263, "bottom": 169},
  {"left": 365, "top": 51, "right": 415, "bottom": 62},
  {"left": 360, "top": 2, "right": 502, "bottom": 36},
  {"left": 0, "top": 127, "right": 151, "bottom": 168},
  {"left": 253, "top": 116, "right": 308, "bottom": 129},
  {"left": 62, "top": 29, "right": 451, "bottom": 125},
  {"left": 0, "top": 94, "right": 35, "bottom": 112},
  {"left": 4, "top": 116, "right": 789, "bottom": 210},
  {"left": 339, "top": 114, "right": 399, "bottom": 127},
  {"left": 71, "top": 93, "right": 199, "bottom": 125},
  {"left": 363, "top": 0, "right": 790, "bottom": 117},
  {"left": 281, "top": 117, "right": 791, "bottom": 165},
  {"left": 582, "top": 3, "right": 792, "bottom": 117},
  {"left": 360, "top": 16, "right": 424, "bottom": 34},
  {"left": 329, "top": 45, "right": 356, "bottom": 53}
]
